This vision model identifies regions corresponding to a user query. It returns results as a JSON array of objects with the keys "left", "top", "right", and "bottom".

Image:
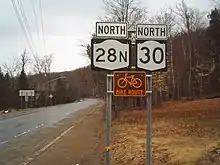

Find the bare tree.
[
  {"left": 150, "top": 7, "right": 176, "bottom": 35},
  {"left": 83, "top": 0, "right": 148, "bottom": 58},
  {"left": 192, "top": 9, "right": 208, "bottom": 32},
  {"left": 43, "top": 54, "right": 53, "bottom": 75},
  {"left": 100, "top": 0, "right": 148, "bottom": 28},
  {"left": 174, "top": 0, "right": 207, "bottom": 32},
  {"left": 174, "top": 0, "right": 194, "bottom": 33},
  {"left": 213, "top": 0, "right": 220, "bottom": 7},
  {"left": 81, "top": 44, "right": 92, "bottom": 59},
  {"left": 20, "top": 49, "right": 29, "bottom": 71},
  {"left": 175, "top": 0, "right": 193, "bottom": 98},
  {"left": 150, "top": 7, "right": 177, "bottom": 99},
  {"left": 174, "top": 0, "right": 197, "bottom": 98},
  {"left": 173, "top": 0, "right": 208, "bottom": 99},
  {"left": 32, "top": 54, "right": 45, "bottom": 74},
  {"left": 2, "top": 56, "right": 20, "bottom": 78}
]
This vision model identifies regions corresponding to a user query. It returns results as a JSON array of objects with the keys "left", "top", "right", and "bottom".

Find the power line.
[
  {"left": 31, "top": 0, "right": 41, "bottom": 51},
  {"left": 16, "top": 0, "right": 37, "bottom": 54},
  {"left": 10, "top": 0, "right": 35, "bottom": 55},
  {"left": 39, "top": 0, "right": 46, "bottom": 54}
]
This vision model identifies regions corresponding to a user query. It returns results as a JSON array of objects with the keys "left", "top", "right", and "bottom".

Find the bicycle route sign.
[
  {"left": 113, "top": 71, "right": 146, "bottom": 96},
  {"left": 136, "top": 24, "right": 167, "bottom": 71}
]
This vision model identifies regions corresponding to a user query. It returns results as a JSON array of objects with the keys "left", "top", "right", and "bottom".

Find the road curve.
[{"left": 0, "top": 99, "right": 100, "bottom": 146}]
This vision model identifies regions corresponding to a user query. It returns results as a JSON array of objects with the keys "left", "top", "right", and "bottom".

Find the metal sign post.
[
  {"left": 136, "top": 24, "right": 167, "bottom": 165},
  {"left": 25, "top": 94, "right": 28, "bottom": 109},
  {"left": 106, "top": 73, "right": 113, "bottom": 165},
  {"left": 20, "top": 97, "right": 23, "bottom": 109},
  {"left": 19, "top": 90, "right": 35, "bottom": 109},
  {"left": 92, "top": 23, "right": 129, "bottom": 165},
  {"left": 146, "top": 74, "right": 152, "bottom": 165},
  {"left": 91, "top": 22, "right": 168, "bottom": 165}
]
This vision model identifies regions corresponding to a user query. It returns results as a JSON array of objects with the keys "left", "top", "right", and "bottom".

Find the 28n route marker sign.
[
  {"left": 91, "top": 22, "right": 130, "bottom": 71},
  {"left": 91, "top": 39, "right": 131, "bottom": 71}
]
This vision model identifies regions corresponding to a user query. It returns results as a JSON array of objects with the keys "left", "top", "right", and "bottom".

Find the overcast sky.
[{"left": 0, "top": 0, "right": 214, "bottom": 72}]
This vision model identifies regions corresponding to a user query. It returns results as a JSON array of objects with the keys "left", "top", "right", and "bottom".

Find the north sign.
[
  {"left": 136, "top": 24, "right": 168, "bottom": 40},
  {"left": 96, "top": 22, "right": 128, "bottom": 38}
]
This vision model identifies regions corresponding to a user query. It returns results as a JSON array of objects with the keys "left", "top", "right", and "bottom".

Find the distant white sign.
[
  {"left": 136, "top": 24, "right": 167, "bottom": 40},
  {"left": 96, "top": 22, "right": 127, "bottom": 38},
  {"left": 91, "top": 39, "right": 130, "bottom": 71},
  {"left": 19, "top": 90, "right": 35, "bottom": 97}
]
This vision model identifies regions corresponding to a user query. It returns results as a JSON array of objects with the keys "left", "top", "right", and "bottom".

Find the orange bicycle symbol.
[{"left": 117, "top": 74, "right": 142, "bottom": 89}]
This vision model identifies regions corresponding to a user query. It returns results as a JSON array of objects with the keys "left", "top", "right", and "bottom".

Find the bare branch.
[
  {"left": 191, "top": 9, "right": 208, "bottom": 31},
  {"left": 150, "top": 7, "right": 177, "bottom": 37},
  {"left": 212, "top": 0, "right": 220, "bottom": 8},
  {"left": 43, "top": 54, "right": 53, "bottom": 75},
  {"left": 173, "top": 0, "right": 208, "bottom": 33},
  {"left": 101, "top": 0, "right": 148, "bottom": 28},
  {"left": 20, "top": 49, "right": 30, "bottom": 71},
  {"left": 32, "top": 54, "right": 45, "bottom": 74},
  {"left": 2, "top": 56, "right": 20, "bottom": 78}
]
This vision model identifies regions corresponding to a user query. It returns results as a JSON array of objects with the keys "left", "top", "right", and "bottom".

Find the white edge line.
[
  {"left": 22, "top": 125, "right": 75, "bottom": 165},
  {"left": 21, "top": 103, "right": 102, "bottom": 165},
  {"left": 0, "top": 140, "right": 9, "bottom": 145}
]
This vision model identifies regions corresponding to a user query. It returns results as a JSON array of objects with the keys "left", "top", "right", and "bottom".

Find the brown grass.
[{"left": 111, "top": 98, "right": 220, "bottom": 165}]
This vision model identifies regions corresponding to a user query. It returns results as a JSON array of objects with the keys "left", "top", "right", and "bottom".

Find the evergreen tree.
[
  {"left": 208, "top": 7, "right": 220, "bottom": 92},
  {"left": 18, "top": 69, "right": 29, "bottom": 90},
  {"left": 55, "top": 79, "right": 67, "bottom": 104},
  {"left": 17, "top": 69, "right": 29, "bottom": 109},
  {"left": 4, "top": 73, "right": 11, "bottom": 109},
  {"left": 0, "top": 68, "right": 5, "bottom": 110},
  {"left": 208, "top": 7, "right": 220, "bottom": 63}
]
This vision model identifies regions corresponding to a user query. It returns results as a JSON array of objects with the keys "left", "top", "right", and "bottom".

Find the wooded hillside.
[{"left": 0, "top": 0, "right": 219, "bottom": 115}]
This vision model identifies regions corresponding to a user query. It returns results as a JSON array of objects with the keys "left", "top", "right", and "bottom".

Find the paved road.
[{"left": 0, "top": 99, "right": 99, "bottom": 146}]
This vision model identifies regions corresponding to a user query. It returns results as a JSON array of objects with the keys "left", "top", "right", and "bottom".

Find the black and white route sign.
[
  {"left": 96, "top": 22, "right": 127, "bottom": 38},
  {"left": 136, "top": 40, "right": 167, "bottom": 71},
  {"left": 91, "top": 39, "right": 131, "bottom": 71},
  {"left": 136, "top": 24, "right": 167, "bottom": 40}
]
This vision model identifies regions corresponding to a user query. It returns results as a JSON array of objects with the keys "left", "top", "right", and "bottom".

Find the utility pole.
[{"left": 48, "top": 73, "right": 51, "bottom": 106}]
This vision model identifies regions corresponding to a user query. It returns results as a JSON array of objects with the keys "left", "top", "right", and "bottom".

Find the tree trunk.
[{"left": 170, "top": 36, "right": 175, "bottom": 100}]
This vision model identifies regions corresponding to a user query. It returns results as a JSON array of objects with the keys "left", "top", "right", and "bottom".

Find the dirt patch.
[{"left": 111, "top": 98, "right": 220, "bottom": 165}]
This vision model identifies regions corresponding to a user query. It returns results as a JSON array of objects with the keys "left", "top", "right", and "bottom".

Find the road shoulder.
[{"left": 28, "top": 101, "right": 105, "bottom": 165}]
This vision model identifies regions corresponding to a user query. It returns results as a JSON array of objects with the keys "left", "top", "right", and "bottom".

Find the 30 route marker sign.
[
  {"left": 136, "top": 24, "right": 167, "bottom": 72},
  {"left": 91, "top": 39, "right": 131, "bottom": 71},
  {"left": 136, "top": 40, "right": 167, "bottom": 71},
  {"left": 113, "top": 71, "right": 146, "bottom": 97}
]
